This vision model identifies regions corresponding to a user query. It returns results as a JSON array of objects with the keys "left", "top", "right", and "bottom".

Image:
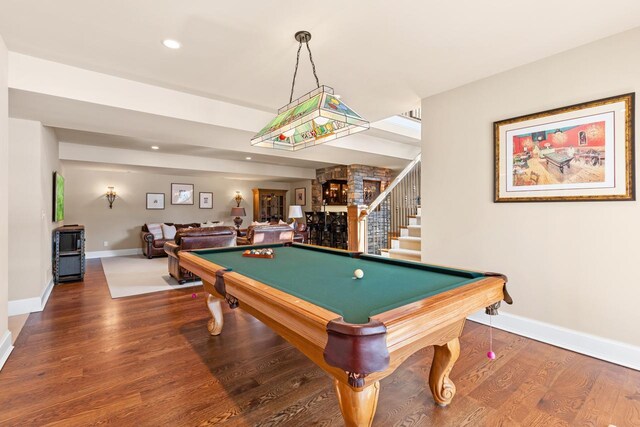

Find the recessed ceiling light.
[
  {"left": 151, "top": 146, "right": 160, "bottom": 150},
  {"left": 162, "top": 39, "right": 181, "bottom": 49},
  {"left": 245, "top": 156, "right": 252, "bottom": 160}
]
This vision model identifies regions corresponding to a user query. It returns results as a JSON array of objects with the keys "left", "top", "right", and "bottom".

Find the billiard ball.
[{"left": 354, "top": 269, "right": 364, "bottom": 279}]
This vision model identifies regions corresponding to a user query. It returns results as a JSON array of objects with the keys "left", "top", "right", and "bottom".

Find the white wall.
[
  {"left": 63, "top": 163, "right": 294, "bottom": 252},
  {"left": 40, "top": 126, "right": 60, "bottom": 289},
  {"left": 421, "top": 28, "right": 640, "bottom": 352},
  {"left": 0, "top": 35, "right": 12, "bottom": 368},
  {"left": 8, "top": 118, "right": 61, "bottom": 305},
  {"left": 8, "top": 119, "right": 41, "bottom": 302}
]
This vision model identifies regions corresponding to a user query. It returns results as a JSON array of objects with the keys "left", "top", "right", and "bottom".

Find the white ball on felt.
[{"left": 354, "top": 269, "right": 364, "bottom": 279}]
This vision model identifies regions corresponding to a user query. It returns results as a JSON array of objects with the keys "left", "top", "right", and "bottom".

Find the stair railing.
[{"left": 348, "top": 153, "right": 421, "bottom": 255}]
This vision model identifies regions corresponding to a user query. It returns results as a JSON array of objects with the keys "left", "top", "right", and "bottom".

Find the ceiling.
[
  {"left": 2, "top": 1, "right": 640, "bottom": 177},
  {"left": 2, "top": 1, "right": 640, "bottom": 120},
  {"left": 54, "top": 128, "right": 333, "bottom": 169},
  {"left": 60, "top": 159, "right": 300, "bottom": 181}
]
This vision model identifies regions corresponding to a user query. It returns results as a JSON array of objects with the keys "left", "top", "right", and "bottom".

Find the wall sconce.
[
  {"left": 106, "top": 186, "right": 117, "bottom": 209},
  {"left": 234, "top": 191, "right": 243, "bottom": 207}
]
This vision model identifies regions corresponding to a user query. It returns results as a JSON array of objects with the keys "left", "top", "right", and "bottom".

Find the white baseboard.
[
  {"left": 0, "top": 330, "right": 14, "bottom": 371},
  {"left": 86, "top": 248, "right": 142, "bottom": 259},
  {"left": 468, "top": 310, "right": 640, "bottom": 371},
  {"left": 8, "top": 278, "right": 54, "bottom": 316}
]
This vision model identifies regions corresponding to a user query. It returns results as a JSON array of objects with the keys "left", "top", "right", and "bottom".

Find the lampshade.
[
  {"left": 251, "top": 86, "right": 369, "bottom": 151},
  {"left": 230, "top": 207, "right": 246, "bottom": 217},
  {"left": 288, "top": 205, "right": 303, "bottom": 219}
]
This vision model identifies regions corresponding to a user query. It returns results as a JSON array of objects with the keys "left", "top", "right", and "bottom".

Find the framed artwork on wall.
[
  {"left": 199, "top": 192, "right": 213, "bottom": 209},
  {"left": 363, "top": 180, "right": 381, "bottom": 204},
  {"left": 52, "top": 171, "right": 65, "bottom": 222},
  {"left": 494, "top": 93, "right": 635, "bottom": 202},
  {"left": 146, "top": 193, "right": 165, "bottom": 210},
  {"left": 294, "top": 187, "right": 306, "bottom": 205},
  {"left": 171, "top": 183, "right": 194, "bottom": 205}
]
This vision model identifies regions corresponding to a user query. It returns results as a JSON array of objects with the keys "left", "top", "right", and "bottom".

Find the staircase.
[
  {"left": 381, "top": 206, "right": 422, "bottom": 261},
  {"left": 348, "top": 152, "right": 421, "bottom": 259}
]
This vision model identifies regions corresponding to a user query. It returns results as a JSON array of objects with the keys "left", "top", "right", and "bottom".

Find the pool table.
[
  {"left": 544, "top": 152, "right": 574, "bottom": 173},
  {"left": 179, "top": 243, "right": 512, "bottom": 427}
]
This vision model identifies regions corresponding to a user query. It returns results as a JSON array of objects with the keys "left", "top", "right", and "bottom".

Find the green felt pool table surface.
[{"left": 192, "top": 244, "right": 487, "bottom": 324}]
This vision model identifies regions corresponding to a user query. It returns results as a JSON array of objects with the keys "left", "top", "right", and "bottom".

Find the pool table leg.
[
  {"left": 333, "top": 379, "right": 380, "bottom": 427},
  {"left": 205, "top": 294, "right": 224, "bottom": 336},
  {"left": 429, "top": 337, "right": 460, "bottom": 406}
]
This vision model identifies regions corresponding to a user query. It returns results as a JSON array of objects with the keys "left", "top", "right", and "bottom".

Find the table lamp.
[
  {"left": 288, "top": 205, "right": 303, "bottom": 227},
  {"left": 230, "top": 207, "right": 246, "bottom": 229}
]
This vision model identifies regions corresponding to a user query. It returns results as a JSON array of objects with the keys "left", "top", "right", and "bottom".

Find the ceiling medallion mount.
[
  {"left": 251, "top": 30, "right": 369, "bottom": 151},
  {"left": 294, "top": 30, "right": 311, "bottom": 43}
]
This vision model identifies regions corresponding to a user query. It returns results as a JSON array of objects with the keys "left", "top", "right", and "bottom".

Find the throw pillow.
[
  {"left": 161, "top": 224, "right": 177, "bottom": 240},
  {"left": 200, "top": 221, "right": 222, "bottom": 228},
  {"left": 251, "top": 221, "right": 269, "bottom": 226},
  {"left": 146, "top": 223, "right": 163, "bottom": 240}
]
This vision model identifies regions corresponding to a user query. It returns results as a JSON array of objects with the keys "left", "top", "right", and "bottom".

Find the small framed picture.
[
  {"left": 171, "top": 183, "right": 194, "bottom": 205},
  {"left": 295, "top": 187, "right": 306, "bottom": 205},
  {"left": 199, "top": 192, "right": 213, "bottom": 209},
  {"left": 146, "top": 193, "right": 165, "bottom": 210}
]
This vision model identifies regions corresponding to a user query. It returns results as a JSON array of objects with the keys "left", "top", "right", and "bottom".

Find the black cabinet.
[{"left": 53, "top": 225, "right": 85, "bottom": 283}]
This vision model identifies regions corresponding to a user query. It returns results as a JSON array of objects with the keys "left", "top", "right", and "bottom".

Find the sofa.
[
  {"left": 237, "top": 224, "right": 295, "bottom": 245},
  {"left": 164, "top": 226, "right": 237, "bottom": 283},
  {"left": 141, "top": 222, "right": 200, "bottom": 258}
]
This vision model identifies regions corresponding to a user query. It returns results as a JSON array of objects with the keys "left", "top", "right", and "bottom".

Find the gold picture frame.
[{"left": 494, "top": 93, "right": 634, "bottom": 202}]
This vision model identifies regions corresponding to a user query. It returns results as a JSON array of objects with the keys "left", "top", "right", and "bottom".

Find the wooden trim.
[
  {"left": 347, "top": 205, "right": 359, "bottom": 251},
  {"left": 0, "top": 331, "right": 14, "bottom": 371}
]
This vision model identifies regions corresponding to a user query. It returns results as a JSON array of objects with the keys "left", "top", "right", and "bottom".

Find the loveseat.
[
  {"left": 164, "top": 226, "right": 237, "bottom": 283},
  {"left": 237, "top": 224, "right": 295, "bottom": 245}
]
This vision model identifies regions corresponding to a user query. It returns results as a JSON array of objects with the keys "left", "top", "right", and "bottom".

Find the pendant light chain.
[
  {"left": 305, "top": 41, "right": 321, "bottom": 89},
  {"left": 289, "top": 42, "right": 303, "bottom": 103},
  {"left": 289, "top": 38, "right": 321, "bottom": 103}
]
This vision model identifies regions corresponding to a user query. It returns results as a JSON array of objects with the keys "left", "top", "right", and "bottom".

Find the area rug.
[{"left": 101, "top": 255, "right": 201, "bottom": 298}]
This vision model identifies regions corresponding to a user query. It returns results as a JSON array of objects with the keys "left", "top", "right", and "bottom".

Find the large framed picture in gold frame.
[{"left": 494, "top": 93, "right": 634, "bottom": 202}]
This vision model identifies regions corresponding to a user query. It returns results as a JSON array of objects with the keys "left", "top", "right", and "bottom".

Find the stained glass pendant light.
[{"left": 251, "top": 31, "right": 369, "bottom": 151}]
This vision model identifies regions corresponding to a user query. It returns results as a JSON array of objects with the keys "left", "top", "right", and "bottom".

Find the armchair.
[
  {"left": 293, "top": 222, "right": 308, "bottom": 243},
  {"left": 237, "top": 224, "right": 295, "bottom": 246}
]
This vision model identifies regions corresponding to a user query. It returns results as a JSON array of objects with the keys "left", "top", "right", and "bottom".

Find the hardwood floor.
[{"left": 0, "top": 259, "right": 639, "bottom": 426}]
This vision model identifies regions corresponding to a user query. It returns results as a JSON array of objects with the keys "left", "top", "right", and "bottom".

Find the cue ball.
[{"left": 354, "top": 269, "right": 364, "bottom": 279}]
